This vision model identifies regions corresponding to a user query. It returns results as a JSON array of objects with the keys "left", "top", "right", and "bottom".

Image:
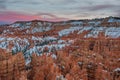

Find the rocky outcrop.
[
  {"left": 0, "top": 49, "right": 27, "bottom": 80},
  {"left": 28, "top": 53, "right": 61, "bottom": 80}
]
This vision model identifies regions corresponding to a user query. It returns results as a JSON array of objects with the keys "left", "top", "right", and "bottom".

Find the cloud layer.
[{"left": 0, "top": 0, "right": 120, "bottom": 23}]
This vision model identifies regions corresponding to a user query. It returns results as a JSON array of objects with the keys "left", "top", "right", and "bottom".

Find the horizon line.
[{"left": 0, "top": 16, "right": 120, "bottom": 26}]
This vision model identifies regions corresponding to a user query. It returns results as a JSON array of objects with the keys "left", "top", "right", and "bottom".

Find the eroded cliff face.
[
  {"left": 27, "top": 37, "right": 120, "bottom": 80},
  {"left": 26, "top": 33, "right": 120, "bottom": 80},
  {"left": 0, "top": 49, "right": 27, "bottom": 80},
  {"left": 0, "top": 17, "right": 120, "bottom": 80}
]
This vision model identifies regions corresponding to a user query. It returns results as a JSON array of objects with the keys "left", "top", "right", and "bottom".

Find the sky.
[{"left": 0, "top": 0, "right": 120, "bottom": 24}]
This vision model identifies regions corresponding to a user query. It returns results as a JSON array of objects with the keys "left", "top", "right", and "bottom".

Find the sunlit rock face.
[{"left": 0, "top": 17, "right": 120, "bottom": 80}]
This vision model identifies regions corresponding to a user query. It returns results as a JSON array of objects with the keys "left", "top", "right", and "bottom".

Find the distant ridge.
[{"left": 1, "top": 16, "right": 120, "bottom": 26}]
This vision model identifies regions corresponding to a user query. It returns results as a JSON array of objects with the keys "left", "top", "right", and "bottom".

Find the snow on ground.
[
  {"left": 0, "top": 41, "right": 8, "bottom": 49},
  {"left": 0, "top": 36, "right": 71, "bottom": 64},
  {"left": 32, "top": 36, "right": 43, "bottom": 41},
  {"left": 114, "top": 68, "right": 120, "bottom": 71},
  {"left": 58, "top": 25, "right": 120, "bottom": 38},
  {"left": 10, "top": 22, "right": 31, "bottom": 29},
  {"left": 105, "top": 27, "right": 120, "bottom": 38},
  {"left": 59, "top": 27, "right": 82, "bottom": 36},
  {"left": 77, "top": 26, "right": 93, "bottom": 34},
  {"left": 108, "top": 17, "right": 120, "bottom": 22},
  {"left": 44, "top": 36, "right": 57, "bottom": 41},
  {"left": 32, "top": 27, "right": 46, "bottom": 33},
  {"left": 10, "top": 23, "right": 21, "bottom": 27},
  {"left": 70, "top": 21, "right": 83, "bottom": 26},
  {"left": 76, "top": 26, "right": 120, "bottom": 38}
]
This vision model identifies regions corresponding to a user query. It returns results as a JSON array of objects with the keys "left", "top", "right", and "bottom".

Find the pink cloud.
[
  {"left": 0, "top": 11, "right": 40, "bottom": 23},
  {"left": 0, "top": 11, "right": 69, "bottom": 23}
]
